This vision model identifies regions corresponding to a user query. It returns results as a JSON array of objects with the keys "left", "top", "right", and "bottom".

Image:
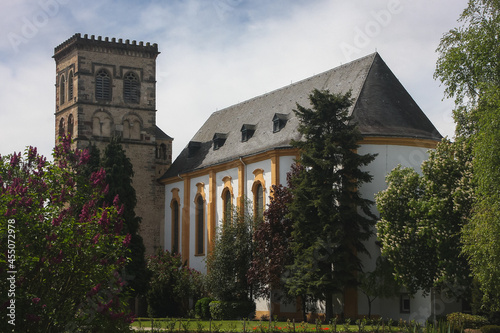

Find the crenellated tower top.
[{"left": 53, "top": 33, "right": 160, "bottom": 61}]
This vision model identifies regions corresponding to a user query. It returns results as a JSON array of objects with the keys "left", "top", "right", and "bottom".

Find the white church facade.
[{"left": 159, "top": 53, "right": 462, "bottom": 321}]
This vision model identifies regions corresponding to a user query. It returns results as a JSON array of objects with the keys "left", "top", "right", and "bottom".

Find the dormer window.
[
  {"left": 241, "top": 124, "right": 256, "bottom": 142},
  {"left": 213, "top": 133, "right": 227, "bottom": 150},
  {"left": 188, "top": 141, "right": 201, "bottom": 158},
  {"left": 272, "top": 113, "right": 288, "bottom": 133}
]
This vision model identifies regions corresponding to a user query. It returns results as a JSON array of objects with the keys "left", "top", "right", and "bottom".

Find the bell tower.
[{"left": 53, "top": 33, "right": 172, "bottom": 254}]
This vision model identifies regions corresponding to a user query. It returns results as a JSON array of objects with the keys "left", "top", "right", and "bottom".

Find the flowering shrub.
[
  {"left": 146, "top": 250, "right": 205, "bottom": 317},
  {"left": 447, "top": 312, "right": 489, "bottom": 330},
  {"left": 0, "top": 138, "right": 133, "bottom": 331}
]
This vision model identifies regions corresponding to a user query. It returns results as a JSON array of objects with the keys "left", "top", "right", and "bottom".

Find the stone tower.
[{"left": 53, "top": 33, "right": 172, "bottom": 255}]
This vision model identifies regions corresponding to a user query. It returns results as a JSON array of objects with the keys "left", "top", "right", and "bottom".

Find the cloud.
[{"left": 0, "top": 0, "right": 468, "bottom": 160}]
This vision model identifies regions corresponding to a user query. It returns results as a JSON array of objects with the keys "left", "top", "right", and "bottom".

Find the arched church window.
[
  {"left": 67, "top": 114, "right": 74, "bottom": 138},
  {"left": 254, "top": 182, "right": 264, "bottom": 221},
  {"left": 171, "top": 200, "right": 180, "bottom": 254},
  {"left": 195, "top": 195, "right": 205, "bottom": 255},
  {"left": 222, "top": 188, "right": 232, "bottom": 224},
  {"left": 95, "top": 69, "right": 111, "bottom": 101},
  {"left": 59, "top": 75, "right": 65, "bottom": 105},
  {"left": 68, "top": 71, "right": 74, "bottom": 101},
  {"left": 123, "top": 72, "right": 140, "bottom": 103},
  {"left": 58, "top": 117, "right": 65, "bottom": 138}
]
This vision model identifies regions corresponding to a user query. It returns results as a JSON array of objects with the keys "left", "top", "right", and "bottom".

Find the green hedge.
[
  {"left": 209, "top": 300, "right": 256, "bottom": 320},
  {"left": 195, "top": 297, "right": 214, "bottom": 319},
  {"left": 481, "top": 325, "right": 500, "bottom": 333},
  {"left": 447, "top": 312, "right": 489, "bottom": 330}
]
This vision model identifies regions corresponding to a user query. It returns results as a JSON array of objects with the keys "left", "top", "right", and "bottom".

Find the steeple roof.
[{"left": 161, "top": 53, "right": 441, "bottom": 179}]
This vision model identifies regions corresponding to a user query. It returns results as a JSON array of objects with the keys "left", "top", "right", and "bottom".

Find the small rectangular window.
[{"left": 400, "top": 293, "right": 410, "bottom": 313}]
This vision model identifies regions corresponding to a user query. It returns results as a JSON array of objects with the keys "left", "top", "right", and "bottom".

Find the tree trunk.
[
  {"left": 325, "top": 292, "right": 334, "bottom": 323},
  {"left": 301, "top": 296, "right": 307, "bottom": 322}
]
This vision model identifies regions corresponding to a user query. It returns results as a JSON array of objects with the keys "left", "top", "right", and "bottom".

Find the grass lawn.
[{"left": 131, "top": 318, "right": 403, "bottom": 332}]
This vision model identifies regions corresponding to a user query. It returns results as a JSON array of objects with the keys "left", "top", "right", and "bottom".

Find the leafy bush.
[
  {"left": 0, "top": 140, "right": 133, "bottom": 332},
  {"left": 146, "top": 250, "right": 205, "bottom": 317},
  {"left": 209, "top": 300, "right": 256, "bottom": 320},
  {"left": 195, "top": 297, "right": 214, "bottom": 319},
  {"left": 481, "top": 326, "right": 500, "bottom": 333},
  {"left": 447, "top": 312, "right": 489, "bottom": 330}
]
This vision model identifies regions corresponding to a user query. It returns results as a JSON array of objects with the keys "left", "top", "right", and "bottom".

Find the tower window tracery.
[
  {"left": 95, "top": 69, "right": 111, "bottom": 101},
  {"left": 123, "top": 72, "right": 140, "bottom": 103}
]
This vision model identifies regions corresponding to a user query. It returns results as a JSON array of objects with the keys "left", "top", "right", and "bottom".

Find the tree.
[
  {"left": 285, "top": 89, "right": 377, "bottom": 321},
  {"left": 435, "top": 0, "right": 500, "bottom": 310},
  {"left": 146, "top": 250, "right": 204, "bottom": 317},
  {"left": 376, "top": 138, "right": 474, "bottom": 297},
  {"left": 206, "top": 204, "right": 254, "bottom": 303},
  {"left": 358, "top": 256, "right": 400, "bottom": 318},
  {"left": 100, "top": 138, "right": 148, "bottom": 297},
  {"left": 248, "top": 165, "right": 299, "bottom": 299},
  {"left": 0, "top": 138, "right": 133, "bottom": 332},
  {"left": 462, "top": 88, "right": 500, "bottom": 311}
]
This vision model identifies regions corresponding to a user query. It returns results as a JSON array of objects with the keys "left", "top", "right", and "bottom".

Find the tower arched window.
[
  {"left": 123, "top": 72, "right": 140, "bottom": 103},
  {"left": 195, "top": 195, "right": 205, "bottom": 255},
  {"left": 67, "top": 114, "right": 74, "bottom": 138},
  {"left": 68, "top": 71, "right": 74, "bottom": 101},
  {"left": 95, "top": 69, "right": 111, "bottom": 101},
  {"left": 58, "top": 117, "right": 65, "bottom": 138},
  {"left": 160, "top": 143, "right": 167, "bottom": 160},
  {"left": 59, "top": 75, "right": 65, "bottom": 105},
  {"left": 171, "top": 200, "right": 180, "bottom": 254}
]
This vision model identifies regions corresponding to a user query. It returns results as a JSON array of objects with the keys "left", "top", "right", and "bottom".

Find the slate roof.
[{"left": 161, "top": 53, "right": 441, "bottom": 179}]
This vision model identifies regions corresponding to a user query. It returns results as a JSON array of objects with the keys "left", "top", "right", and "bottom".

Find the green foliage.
[
  {"left": 435, "top": 0, "right": 500, "bottom": 108},
  {"left": 447, "top": 312, "right": 489, "bottom": 330},
  {"left": 463, "top": 86, "right": 500, "bottom": 311},
  {"left": 195, "top": 297, "right": 214, "bottom": 319},
  {"left": 146, "top": 250, "right": 204, "bottom": 317},
  {"left": 286, "top": 89, "right": 377, "bottom": 320},
  {"left": 358, "top": 256, "right": 400, "bottom": 317},
  {"left": 205, "top": 203, "right": 254, "bottom": 302},
  {"left": 248, "top": 165, "right": 299, "bottom": 300},
  {"left": 376, "top": 138, "right": 473, "bottom": 297},
  {"left": 435, "top": 0, "right": 500, "bottom": 312},
  {"left": 101, "top": 138, "right": 149, "bottom": 296},
  {"left": 0, "top": 138, "right": 133, "bottom": 331},
  {"left": 208, "top": 300, "right": 256, "bottom": 320},
  {"left": 481, "top": 325, "right": 500, "bottom": 333}
]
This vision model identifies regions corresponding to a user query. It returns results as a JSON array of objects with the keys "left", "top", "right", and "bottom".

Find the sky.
[{"left": 0, "top": 0, "right": 468, "bottom": 160}]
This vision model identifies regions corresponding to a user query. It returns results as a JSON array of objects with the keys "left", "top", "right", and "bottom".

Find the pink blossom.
[
  {"left": 87, "top": 283, "right": 101, "bottom": 297},
  {"left": 32, "top": 297, "right": 41, "bottom": 304},
  {"left": 10, "top": 152, "right": 20, "bottom": 167},
  {"left": 123, "top": 234, "right": 132, "bottom": 247}
]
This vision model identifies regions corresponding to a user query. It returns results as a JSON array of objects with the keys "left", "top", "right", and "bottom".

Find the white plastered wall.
[{"left": 357, "top": 143, "right": 432, "bottom": 322}]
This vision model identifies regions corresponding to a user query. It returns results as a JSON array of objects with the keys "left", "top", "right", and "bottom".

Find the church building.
[
  {"left": 159, "top": 52, "right": 462, "bottom": 320},
  {"left": 52, "top": 33, "right": 463, "bottom": 320}
]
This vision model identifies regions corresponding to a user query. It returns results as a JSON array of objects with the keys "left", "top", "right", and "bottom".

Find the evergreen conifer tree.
[
  {"left": 286, "top": 89, "right": 376, "bottom": 321},
  {"left": 101, "top": 138, "right": 149, "bottom": 297}
]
